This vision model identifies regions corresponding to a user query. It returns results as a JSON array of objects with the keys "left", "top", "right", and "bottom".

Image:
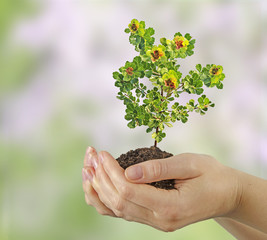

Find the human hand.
[{"left": 82, "top": 147, "right": 242, "bottom": 232}]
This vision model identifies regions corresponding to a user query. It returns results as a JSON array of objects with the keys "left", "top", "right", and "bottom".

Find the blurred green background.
[{"left": 1, "top": 0, "right": 266, "bottom": 239}]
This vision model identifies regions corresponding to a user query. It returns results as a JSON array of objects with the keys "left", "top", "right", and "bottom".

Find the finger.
[
  {"left": 99, "top": 151, "right": 177, "bottom": 211},
  {"left": 83, "top": 146, "right": 97, "bottom": 167},
  {"left": 84, "top": 192, "right": 116, "bottom": 217},
  {"left": 82, "top": 167, "right": 94, "bottom": 192},
  {"left": 93, "top": 158, "right": 155, "bottom": 224},
  {"left": 125, "top": 153, "right": 202, "bottom": 183},
  {"left": 82, "top": 168, "right": 115, "bottom": 216}
]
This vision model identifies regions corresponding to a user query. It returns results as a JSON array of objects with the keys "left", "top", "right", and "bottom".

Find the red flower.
[{"left": 126, "top": 67, "right": 134, "bottom": 76}]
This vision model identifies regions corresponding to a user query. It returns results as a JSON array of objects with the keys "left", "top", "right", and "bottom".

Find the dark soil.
[{"left": 116, "top": 146, "right": 176, "bottom": 190}]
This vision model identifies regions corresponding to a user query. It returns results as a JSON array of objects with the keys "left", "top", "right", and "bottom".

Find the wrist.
[{"left": 221, "top": 166, "right": 244, "bottom": 219}]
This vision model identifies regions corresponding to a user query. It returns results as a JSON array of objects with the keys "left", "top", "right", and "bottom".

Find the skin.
[
  {"left": 82, "top": 147, "right": 267, "bottom": 237},
  {"left": 215, "top": 218, "right": 267, "bottom": 239}
]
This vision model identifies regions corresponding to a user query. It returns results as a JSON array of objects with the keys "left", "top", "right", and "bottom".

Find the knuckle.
[
  {"left": 97, "top": 208, "right": 112, "bottom": 216},
  {"left": 118, "top": 183, "right": 133, "bottom": 200},
  {"left": 149, "top": 160, "right": 168, "bottom": 179},
  {"left": 178, "top": 153, "right": 201, "bottom": 174},
  {"left": 84, "top": 194, "right": 92, "bottom": 206},
  {"left": 156, "top": 219, "right": 177, "bottom": 232},
  {"left": 112, "top": 196, "right": 125, "bottom": 213},
  {"left": 168, "top": 211, "right": 179, "bottom": 222},
  {"left": 156, "top": 207, "right": 178, "bottom": 222},
  {"left": 162, "top": 224, "right": 176, "bottom": 233},
  {"left": 178, "top": 153, "right": 193, "bottom": 162},
  {"left": 113, "top": 210, "right": 124, "bottom": 218},
  {"left": 82, "top": 181, "right": 91, "bottom": 193},
  {"left": 123, "top": 215, "right": 134, "bottom": 222}
]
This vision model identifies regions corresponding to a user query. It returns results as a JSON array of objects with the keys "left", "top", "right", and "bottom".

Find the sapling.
[{"left": 113, "top": 19, "right": 225, "bottom": 148}]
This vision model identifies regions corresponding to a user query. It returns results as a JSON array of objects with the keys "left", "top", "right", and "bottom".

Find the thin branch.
[
  {"left": 154, "top": 127, "right": 159, "bottom": 148},
  {"left": 152, "top": 71, "right": 161, "bottom": 76},
  {"left": 136, "top": 86, "right": 147, "bottom": 96},
  {"left": 177, "top": 83, "right": 184, "bottom": 90},
  {"left": 122, "top": 92, "right": 136, "bottom": 104}
]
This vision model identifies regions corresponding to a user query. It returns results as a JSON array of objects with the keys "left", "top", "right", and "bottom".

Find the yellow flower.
[
  {"left": 174, "top": 36, "right": 189, "bottom": 50},
  {"left": 128, "top": 19, "right": 139, "bottom": 33},
  {"left": 209, "top": 65, "right": 223, "bottom": 76},
  {"left": 163, "top": 71, "right": 178, "bottom": 89},
  {"left": 149, "top": 46, "right": 165, "bottom": 62}
]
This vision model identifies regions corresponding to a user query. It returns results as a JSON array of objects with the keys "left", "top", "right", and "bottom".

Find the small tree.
[{"left": 113, "top": 19, "right": 225, "bottom": 147}]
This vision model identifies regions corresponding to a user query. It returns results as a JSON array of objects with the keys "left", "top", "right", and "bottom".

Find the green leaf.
[
  {"left": 165, "top": 122, "right": 173, "bottom": 128},
  {"left": 174, "top": 32, "right": 182, "bottom": 37},
  {"left": 189, "top": 99, "right": 195, "bottom": 105},
  {"left": 115, "top": 81, "right": 122, "bottom": 87},
  {"left": 187, "top": 44, "right": 194, "bottom": 51},
  {"left": 160, "top": 37, "right": 167, "bottom": 46},
  {"left": 146, "top": 27, "right": 155, "bottom": 36},
  {"left": 113, "top": 71, "right": 120, "bottom": 80},
  {"left": 138, "top": 28, "right": 145, "bottom": 37},
  {"left": 136, "top": 35, "right": 141, "bottom": 44},
  {"left": 185, "top": 33, "right": 192, "bottom": 40},
  {"left": 172, "top": 102, "right": 179, "bottom": 109},
  {"left": 125, "top": 114, "right": 132, "bottom": 120},
  {"left": 216, "top": 82, "right": 223, "bottom": 89},
  {"left": 203, "top": 77, "right": 211, "bottom": 87},
  {"left": 129, "top": 34, "right": 135, "bottom": 44},
  {"left": 181, "top": 117, "right": 188, "bottom": 123},
  {"left": 196, "top": 64, "right": 202, "bottom": 72},
  {"left": 133, "top": 56, "right": 142, "bottom": 64},
  {"left": 159, "top": 123, "right": 164, "bottom": 131},
  {"left": 160, "top": 132, "right": 166, "bottom": 138},
  {"left": 124, "top": 28, "right": 130, "bottom": 33},
  {"left": 127, "top": 120, "right": 136, "bottom": 129},
  {"left": 204, "top": 97, "right": 210, "bottom": 105},
  {"left": 146, "top": 127, "right": 153, "bottom": 133},
  {"left": 143, "top": 99, "right": 150, "bottom": 104},
  {"left": 140, "top": 21, "right": 145, "bottom": 28},
  {"left": 131, "top": 78, "right": 138, "bottom": 84},
  {"left": 198, "top": 97, "right": 203, "bottom": 104},
  {"left": 145, "top": 70, "right": 152, "bottom": 78},
  {"left": 196, "top": 80, "right": 203, "bottom": 88},
  {"left": 127, "top": 103, "right": 135, "bottom": 112},
  {"left": 196, "top": 88, "right": 204, "bottom": 95},
  {"left": 186, "top": 103, "right": 194, "bottom": 112},
  {"left": 192, "top": 73, "right": 198, "bottom": 80},
  {"left": 187, "top": 50, "right": 194, "bottom": 56}
]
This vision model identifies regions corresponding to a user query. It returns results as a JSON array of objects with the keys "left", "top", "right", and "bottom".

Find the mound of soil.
[{"left": 116, "top": 146, "right": 175, "bottom": 190}]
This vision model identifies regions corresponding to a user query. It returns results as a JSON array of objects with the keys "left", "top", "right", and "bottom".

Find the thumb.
[{"left": 125, "top": 153, "right": 201, "bottom": 183}]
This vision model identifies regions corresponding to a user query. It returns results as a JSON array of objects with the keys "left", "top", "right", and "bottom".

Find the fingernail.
[
  {"left": 125, "top": 165, "right": 143, "bottom": 180},
  {"left": 85, "top": 147, "right": 94, "bottom": 167},
  {"left": 86, "top": 146, "right": 93, "bottom": 155},
  {"left": 92, "top": 156, "right": 98, "bottom": 169},
  {"left": 82, "top": 168, "right": 93, "bottom": 182},
  {"left": 99, "top": 152, "right": 104, "bottom": 164}
]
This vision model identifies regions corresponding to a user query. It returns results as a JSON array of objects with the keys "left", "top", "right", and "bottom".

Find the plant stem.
[
  {"left": 161, "top": 86, "right": 164, "bottom": 98},
  {"left": 154, "top": 127, "right": 159, "bottom": 148},
  {"left": 179, "top": 83, "right": 184, "bottom": 87},
  {"left": 154, "top": 86, "right": 164, "bottom": 148},
  {"left": 122, "top": 92, "right": 136, "bottom": 104},
  {"left": 152, "top": 71, "right": 161, "bottom": 76}
]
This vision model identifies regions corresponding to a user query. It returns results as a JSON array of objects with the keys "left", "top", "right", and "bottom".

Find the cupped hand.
[{"left": 82, "top": 147, "right": 242, "bottom": 232}]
